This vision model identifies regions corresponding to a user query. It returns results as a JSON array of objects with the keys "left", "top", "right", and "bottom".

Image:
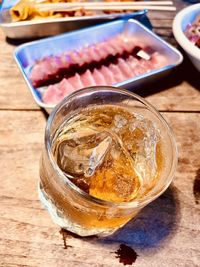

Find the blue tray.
[{"left": 14, "top": 19, "right": 183, "bottom": 112}]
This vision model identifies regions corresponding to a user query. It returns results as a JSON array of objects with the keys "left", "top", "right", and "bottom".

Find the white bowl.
[{"left": 173, "top": 4, "right": 200, "bottom": 72}]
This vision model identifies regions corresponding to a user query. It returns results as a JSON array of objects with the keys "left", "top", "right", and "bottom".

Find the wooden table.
[{"left": 0, "top": 2, "right": 200, "bottom": 266}]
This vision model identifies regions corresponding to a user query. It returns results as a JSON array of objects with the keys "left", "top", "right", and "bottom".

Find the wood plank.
[
  {"left": 145, "top": 80, "right": 200, "bottom": 112},
  {"left": 0, "top": 30, "right": 40, "bottom": 110},
  {"left": 147, "top": 19, "right": 172, "bottom": 28},
  {"left": 0, "top": 110, "right": 199, "bottom": 267},
  {"left": 148, "top": 0, "right": 189, "bottom": 20}
]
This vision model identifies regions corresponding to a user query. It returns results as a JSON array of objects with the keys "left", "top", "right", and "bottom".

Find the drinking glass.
[{"left": 39, "top": 86, "right": 177, "bottom": 237}]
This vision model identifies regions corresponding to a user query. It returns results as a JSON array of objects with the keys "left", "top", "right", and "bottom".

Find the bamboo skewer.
[
  {"left": 36, "top": 1, "right": 174, "bottom": 7},
  {"left": 38, "top": 6, "right": 176, "bottom": 12},
  {"left": 36, "top": 1, "right": 176, "bottom": 12}
]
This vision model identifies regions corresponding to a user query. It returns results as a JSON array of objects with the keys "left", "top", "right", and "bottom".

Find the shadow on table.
[
  {"left": 134, "top": 55, "right": 200, "bottom": 99},
  {"left": 178, "top": 52, "right": 200, "bottom": 91},
  {"left": 59, "top": 185, "right": 180, "bottom": 251},
  {"left": 99, "top": 185, "right": 180, "bottom": 250}
]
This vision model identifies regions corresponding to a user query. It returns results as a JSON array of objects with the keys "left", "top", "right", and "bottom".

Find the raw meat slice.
[
  {"left": 42, "top": 78, "right": 75, "bottom": 104},
  {"left": 126, "top": 56, "right": 145, "bottom": 76},
  {"left": 151, "top": 52, "right": 168, "bottom": 69},
  {"left": 126, "top": 56, "right": 138, "bottom": 73},
  {"left": 99, "top": 66, "right": 117, "bottom": 84},
  {"left": 85, "top": 45, "right": 102, "bottom": 62},
  {"left": 69, "top": 51, "right": 83, "bottom": 65},
  {"left": 139, "top": 59, "right": 154, "bottom": 73},
  {"left": 95, "top": 42, "right": 111, "bottom": 59},
  {"left": 60, "top": 53, "right": 72, "bottom": 68},
  {"left": 108, "top": 37, "right": 124, "bottom": 55},
  {"left": 39, "top": 58, "right": 56, "bottom": 75},
  {"left": 29, "top": 64, "right": 47, "bottom": 84},
  {"left": 101, "top": 42, "right": 118, "bottom": 56},
  {"left": 115, "top": 35, "right": 135, "bottom": 53},
  {"left": 117, "top": 58, "right": 133, "bottom": 79},
  {"left": 81, "top": 69, "right": 97, "bottom": 87},
  {"left": 59, "top": 78, "right": 76, "bottom": 93},
  {"left": 30, "top": 55, "right": 70, "bottom": 85},
  {"left": 92, "top": 68, "right": 107, "bottom": 85},
  {"left": 108, "top": 64, "right": 126, "bottom": 83},
  {"left": 79, "top": 47, "right": 93, "bottom": 64},
  {"left": 48, "top": 56, "right": 63, "bottom": 72},
  {"left": 68, "top": 73, "right": 84, "bottom": 90},
  {"left": 42, "top": 84, "right": 62, "bottom": 104}
]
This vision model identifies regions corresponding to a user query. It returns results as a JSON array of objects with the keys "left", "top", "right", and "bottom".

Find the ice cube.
[
  {"left": 53, "top": 131, "right": 112, "bottom": 178},
  {"left": 86, "top": 135, "right": 112, "bottom": 177},
  {"left": 114, "top": 114, "right": 128, "bottom": 129},
  {"left": 89, "top": 135, "right": 141, "bottom": 202},
  {"left": 129, "top": 116, "right": 160, "bottom": 186}
]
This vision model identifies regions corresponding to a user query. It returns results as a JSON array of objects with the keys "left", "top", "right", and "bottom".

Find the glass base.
[{"left": 38, "top": 183, "right": 118, "bottom": 237}]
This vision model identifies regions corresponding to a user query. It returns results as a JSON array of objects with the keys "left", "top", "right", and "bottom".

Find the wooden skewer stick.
[
  {"left": 36, "top": 1, "right": 174, "bottom": 7},
  {"left": 37, "top": 5, "right": 176, "bottom": 12}
]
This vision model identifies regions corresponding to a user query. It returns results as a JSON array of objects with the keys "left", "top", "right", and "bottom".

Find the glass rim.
[{"left": 45, "top": 86, "right": 178, "bottom": 209}]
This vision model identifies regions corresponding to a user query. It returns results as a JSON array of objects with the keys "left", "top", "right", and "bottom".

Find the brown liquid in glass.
[{"left": 52, "top": 105, "right": 163, "bottom": 203}]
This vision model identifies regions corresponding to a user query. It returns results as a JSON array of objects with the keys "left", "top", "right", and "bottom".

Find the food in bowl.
[
  {"left": 173, "top": 3, "right": 200, "bottom": 72},
  {"left": 184, "top": 14, "right": 200, "bottom": 48}
]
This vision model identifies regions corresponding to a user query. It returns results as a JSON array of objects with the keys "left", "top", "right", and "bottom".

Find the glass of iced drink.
[{"left": 39, "top": 86, "right": 177, "bottom": 237}]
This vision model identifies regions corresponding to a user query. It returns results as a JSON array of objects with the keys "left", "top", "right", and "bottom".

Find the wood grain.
[
  {"left": 0, "top": 111, "right": 199, "bottom": 267},
  {"left": 0, "top": 31, "right": 39, "bottom": 110},
  {"left": 0, "top": 1, "right": 200, "bottom": 266}
]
